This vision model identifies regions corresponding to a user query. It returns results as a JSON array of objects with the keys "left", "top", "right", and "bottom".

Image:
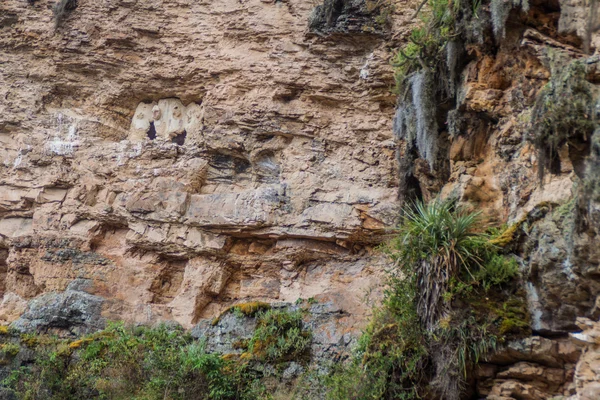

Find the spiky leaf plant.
[
  {"left": 326, "top": 199, "right": 527, "bottom": 400},
  {"left": 388, "top": 199, "right": 490, "bottom": 330}
]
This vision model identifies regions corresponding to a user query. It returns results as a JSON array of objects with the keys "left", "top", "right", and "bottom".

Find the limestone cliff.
[
  {"left": 0, "top": 0, "right": 599, "bottom": 398},
  {"left": 0, "top": 0, "right": 413, "bottom": 333}
]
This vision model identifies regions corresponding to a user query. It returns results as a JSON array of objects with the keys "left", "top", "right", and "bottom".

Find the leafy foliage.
[
  {"left": 476, "top": 254, "right": 519, "bottom": 290},
  {"left": 0, "top": 343, "right": 20, "bottom": 360},
  {"left": 248, "top": 309, "right": 312, "bottom": 363},
  {"left": 3, "top": 323, "right": 268, "bottom": 400},
  {"left": 2, "top": 307, "right": 314, "bottom": 400},
  {"left": 326, "top": 199, "right": 528, "bottom": 400}
]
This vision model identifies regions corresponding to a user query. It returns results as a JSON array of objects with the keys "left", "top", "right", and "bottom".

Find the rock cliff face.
[
  {"left": 0, "top": 0, "right": 414, "bottom": 333},
  {"left": 396, "top": 0, "right": 600, "bottom": 396},
  {"left": 0, "top": 0, "right": 599, "bottom": 398}
]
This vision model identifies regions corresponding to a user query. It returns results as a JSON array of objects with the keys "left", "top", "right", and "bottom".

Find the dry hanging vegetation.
[
  {"left": 531, "top": 57, "right": 596, "bottom": 181},
  {"left": 53, "top": 0, "right": 78, "bottom": 28},
  {"left": 325, "top": 0, "right": 534, "bottom": 396}
]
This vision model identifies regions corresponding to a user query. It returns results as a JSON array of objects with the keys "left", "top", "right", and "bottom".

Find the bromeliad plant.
[
  {"left": 387, "top": 199, "right": 491, "bottom": 330},
  {"left": 388, "top": 199, "right": 527, "bottom": 399},
  {"left": 326, "top": 198, "right": 528, "bottom": 400}
]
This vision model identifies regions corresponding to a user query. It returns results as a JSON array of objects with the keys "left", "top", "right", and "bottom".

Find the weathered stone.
[
  {"left": 495, "top": 362, "right": 566, "bottom": 385},
  {"left": 0, "top": 0, "right": 599, "bottom": 396},
  {"left": 10, "top": 289, "right": 105, "bottom": 336},
  {"left": 565, "top": 318, "right": 600, "bottom": 399},
  {"left": 0, "top": 219, "right": 33, "bottom": 239}
]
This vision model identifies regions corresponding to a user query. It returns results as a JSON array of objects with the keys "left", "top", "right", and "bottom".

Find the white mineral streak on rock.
[
  {"left": 46, "top": 113, "right": 79, "bottom": 155},
  {"left": 359, "top": 52, "right": 374, "bottom": 80},
  {"left": 525, "top": 282, "right": 544, "bottom": 332}
]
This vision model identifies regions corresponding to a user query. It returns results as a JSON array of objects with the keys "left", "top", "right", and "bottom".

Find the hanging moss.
[
  {"left": 53, "top": 0, "right": 78, "bottom": 28},
  {"left": 531, "top": 59, "right": 597, "bottom": 181},
  {"left": 394, "top": 70, "right": 440, "bottom": 170},
  {"left": 583, "top": 129, "right": 600, "bottom": 202},
  {"left": 489, "top": 219, "right": 525, "bottom": 247},
  {"left": 391, "top": 0, "right": 482, "bottom": 175},
  {"left": 490, "top": 0, "right": 529, "bottom": 39}
]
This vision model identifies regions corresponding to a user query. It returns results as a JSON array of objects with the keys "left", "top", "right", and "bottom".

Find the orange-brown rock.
[{"left": 0, "top": 0, "right": 428, "bottom": 332}]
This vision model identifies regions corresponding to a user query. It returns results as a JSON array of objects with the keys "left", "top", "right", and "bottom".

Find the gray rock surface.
[
  {"left": 10, "top": 289, "right": 105, "bottom": 336},
  {"left": 192, "top": 301, "right": 355, "bottom": 372}
]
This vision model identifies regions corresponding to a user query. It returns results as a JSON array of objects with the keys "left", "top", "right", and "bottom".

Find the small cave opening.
[
  {"left": 398, "top": 146, "right": 424, "bottom": 204},
  {"left": 171, "top": 130, "right": 187, "bottom": 146},
  {"left": 404, "top": 173, "right": 423, "bottom": 203},
  {"left": 328, "top": 0, "right": 345, "bottom": 25},
  {"left": 234, "top": 157, "right": 251, "bottom": 174},
  {"left": 147, "top": 122, "right": 156, "bottom": 140}
]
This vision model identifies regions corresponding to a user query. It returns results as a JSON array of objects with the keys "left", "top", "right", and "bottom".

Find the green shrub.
[
  {"left": 326, "top": 199, "right": 529, "bottom": 400},
  {"left": 248, "top": 309, "right": 312, "bottom": 363},
  {"left": 0, "top": 343, "right": 20, "bottom": 358},
  {"left": 476, "top": 254, "right": 519, "bottom": 290},
  {"left": 3, "top": 322, "right": 268, "bottom": 400}
]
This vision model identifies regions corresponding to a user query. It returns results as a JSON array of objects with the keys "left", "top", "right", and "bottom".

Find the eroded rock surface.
[
  {"left": 0, "top": 0, "right": 426, "bottom": 332},
  {"left": 1, "top": 0, "right": 600, "bottom": 398}
]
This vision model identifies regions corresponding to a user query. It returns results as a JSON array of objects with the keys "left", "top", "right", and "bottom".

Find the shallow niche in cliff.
[
  {"left": 171, "top": 130, "right": 187, "bottom": 146},
  {"left": 253, "top": 151, "right": 281, "bottom": 184},
  {"left": 308, "top": 0, "right": 392, "bottom": 35},
  {"left": 206, "top": 152, "right": 252, "bottom": 184},
  {"left": 146, "top": 121, "right": 157, "bottom": 140},
  {"left": 149, "top": 260, "right": 186, "bottom": 304},
  {"left": 145, "top": 119, "right": 187, "bottom": 145}
]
